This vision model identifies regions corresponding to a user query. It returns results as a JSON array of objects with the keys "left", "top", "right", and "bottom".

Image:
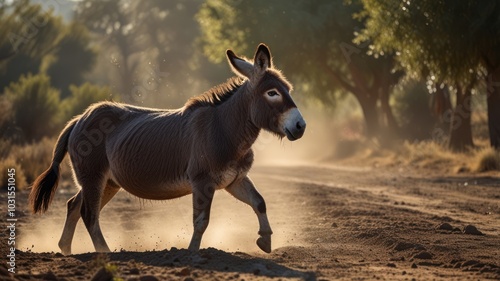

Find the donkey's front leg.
[
  {"left": 225, "top": 176, "right": 273, "bottom": 253},
  {"left": 188, "top": 180, "right": 215, "bottom": 251}
]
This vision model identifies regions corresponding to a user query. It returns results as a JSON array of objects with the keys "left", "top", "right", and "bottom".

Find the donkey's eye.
[{"left": 267, "top": 90, "right": 279, "bottom": 97}]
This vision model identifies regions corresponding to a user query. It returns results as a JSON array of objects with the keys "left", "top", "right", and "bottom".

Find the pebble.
[
  {"left": 413, "top": 251, "right": 433, "bottom": 260},
  {"left": 436, "top": 222, "right": 453, "bottom": 231},
  {"left": 463, "top": 225, "right": 484, "bottom": 235}
]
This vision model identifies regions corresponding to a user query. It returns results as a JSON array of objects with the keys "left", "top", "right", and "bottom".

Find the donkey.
[{"left": 30, "top": 44, "right": 306, "bottom": 255}]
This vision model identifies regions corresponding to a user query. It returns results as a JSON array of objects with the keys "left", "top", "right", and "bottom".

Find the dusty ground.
[{"left": 1, "top": 163, "right": 499, "bottom": 280}]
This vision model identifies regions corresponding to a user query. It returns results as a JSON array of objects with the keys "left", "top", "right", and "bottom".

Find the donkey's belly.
[
  {"left": 120, "top": 179, "right": 193, "bottom": 200},
  {"left": 115, "top": 168, "right": 241, "bottom": 200}
]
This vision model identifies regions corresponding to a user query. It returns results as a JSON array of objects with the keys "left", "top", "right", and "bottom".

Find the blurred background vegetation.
[{"left": 1, "top": 0, "right": 500, "bottom": 188}]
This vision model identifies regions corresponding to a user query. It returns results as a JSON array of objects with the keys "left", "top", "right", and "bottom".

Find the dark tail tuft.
[
  {"left": 29, "top": 117, "right": 77, "bottom": 214},
  {"left": 29, "top": 164, "right": 60, "bottom": 214}
]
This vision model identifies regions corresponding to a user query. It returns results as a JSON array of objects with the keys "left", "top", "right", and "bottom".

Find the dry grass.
[
  {"left": 0, "top": 137, "right": 74, "bottom": 190},
  {"left": 9, "top": 138, "right": 55, "bottom": 184},
  {"left": 339, "top": 138, "right": 500, "bottom": 175},
  {"left": 0, "top": 156, "right": 28, "bottom": 190},
  {"left": 472, "top": 147, "right": 500, "bottom": 172},
  {"left": 335, "top": 139, "right": 479, "bottom": 174},
  {"left": 400, "top": 141, "right": 464, "bottom": 166}
]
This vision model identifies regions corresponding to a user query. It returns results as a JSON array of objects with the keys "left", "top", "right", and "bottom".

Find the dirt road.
[{"left": 1, "top": 163, "right": 499, "bottom": 280}]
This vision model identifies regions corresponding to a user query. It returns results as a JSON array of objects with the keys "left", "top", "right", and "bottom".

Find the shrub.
[
  {"left": 4, "top": 73, "right": 62, "bottom": 142},
  {"left": 62, "top": 83, "right": 115, "bottom": 120},
  {"left": 473, "top": 147, "right": 500, "bottom": 172}
]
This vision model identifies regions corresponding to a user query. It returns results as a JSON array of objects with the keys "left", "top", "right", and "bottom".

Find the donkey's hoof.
[
  {"left": 257, "top": 236, "right": 272, "bottom": 253},
  {"left": 60, "top": 249, "right": 71, "bottom": 256}
]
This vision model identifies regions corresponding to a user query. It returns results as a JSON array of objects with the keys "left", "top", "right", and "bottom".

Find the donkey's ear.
[
  {"left": 227, "top": 49, "right": 254, "bottom": 78},
  {"left": 253, "top": 43, "right": 272, "bottom": 71}
]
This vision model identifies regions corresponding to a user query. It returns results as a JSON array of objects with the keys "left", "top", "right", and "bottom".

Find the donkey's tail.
[{"left": 29, "top": 118, "right": 78, "bottom": 214}]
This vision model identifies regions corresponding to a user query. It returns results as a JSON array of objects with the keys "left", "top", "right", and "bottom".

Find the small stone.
[
  {"left": 436, "top": 223, "right": 453, "bottom": 231},
  {"left": 91, "top": 267, "right": 113, "bottom": 281},
  {"left": 463, "top": 225, "right": 484, "bottom": 235},
  {"left": 413, "top": 251, "right": 433, "bottom": 260},
  {"left": 177, "top": 268, "right": 191, "bottom": 277},
  {"left": 43, "top": 271, "right": 58, "bottom": 281},
  {"left": 129, "top": 268, "right": 140, "bottom": 275},
  {"left": 387, "top": 263, "right": 397, "bottom": 268},
  {"left": 411, "top": 263, "right": 418, "bottom": 268}
]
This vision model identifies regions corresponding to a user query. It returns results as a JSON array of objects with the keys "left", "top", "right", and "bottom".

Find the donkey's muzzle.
[{"left": 283, "top": 108, "right": 306, "bottom": 141}]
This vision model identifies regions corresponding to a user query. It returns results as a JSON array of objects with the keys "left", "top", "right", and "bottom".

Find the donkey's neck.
[{"left": 215, "top": 82, "right": 260, "bottom": 155}]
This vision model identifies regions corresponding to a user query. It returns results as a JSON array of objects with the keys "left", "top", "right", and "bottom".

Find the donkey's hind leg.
[
  {"left": 79, "top": 176, "right": 117, "bottom": 253},
  {"left": 58, "top": 181, "right": 120, "bottom": 255},
  {"left": 59, "top": 190, "right": 82, "bottom": 255},
  {"left": 225, "top": 176, "right": 273, "bottom": 253}
]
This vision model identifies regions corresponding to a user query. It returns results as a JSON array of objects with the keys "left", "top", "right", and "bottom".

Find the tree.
[
  {"left": 44, "top": 22, "right": 97, "bottom": 98},
  {"left": 75, "top": 0, "right": 206, "bottom": 105},
  {"left": 0, "top": 0, "right": 96, "bottom": 97},
  {"left": 0, "top": 0, "right": 64, "bottom": 91},
  {"left": 196, "top": 0, "right": 403, "bottom": 140},
  {"left": 357, "top": 0, "right": 500, "bottom": 150}
]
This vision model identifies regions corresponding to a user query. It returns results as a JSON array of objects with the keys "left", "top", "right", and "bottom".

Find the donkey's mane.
[{"left": 184, "top": 77, "right": 245, "bottom": 111}]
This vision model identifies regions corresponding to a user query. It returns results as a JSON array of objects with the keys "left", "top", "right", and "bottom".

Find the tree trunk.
[
  {"left": 487, "top": 67, "right": 500, "bottom": 149},
  {"left": 356, "top": 92, "right": 379, "bottom": 139},
  {"left": 380, "top": 89, "right": 399, "bottom": 136},
  {"left": 448, "top": 85, "right": 474, "bottom": 151}
]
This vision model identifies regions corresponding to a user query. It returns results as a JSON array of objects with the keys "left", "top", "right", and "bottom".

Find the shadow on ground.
[{"left": 73, "top": 247, "right": 316, "bottom": 280}]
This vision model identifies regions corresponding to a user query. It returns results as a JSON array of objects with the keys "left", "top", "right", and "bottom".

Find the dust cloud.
[
  {"left": 19, "top": 184, "right": 303, "bottom": 254},
  {"left": 253, "top": 107, "right": 336, "bottom": 166}
]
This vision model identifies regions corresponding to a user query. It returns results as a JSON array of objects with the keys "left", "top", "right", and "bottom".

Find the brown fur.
[{"left": 29, "top": 44, "right": 306, "bottom": 254}]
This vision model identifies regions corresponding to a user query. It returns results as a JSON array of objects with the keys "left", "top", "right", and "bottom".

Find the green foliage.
[
  {"left": 4, "top": 73, "right": 61, "bottom": 142},
  {"left": 62, "top": 83, "right": 115, "bottom": 120},
  {"left": 356, "top": 0, "right": 500, "bottom": 86},
  {"left": 196, "top": 0, "right": 247, "bottom": 64},
  {"left": 0, "top": 0, "right": 63, "bottom": 63},
  {"left": 0, "top": 0, "right": 97, "bottom": 98},
  {"left": 0, "top": 0, "right": 65, "bottom": 91},
  {"left": 44, "top": 22, "right": 97, "bottom": 98}
]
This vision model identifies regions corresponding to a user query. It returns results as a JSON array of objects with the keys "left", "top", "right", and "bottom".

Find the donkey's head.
[{"left": 227, "top": 44, "right": 306, "bottom": 141}]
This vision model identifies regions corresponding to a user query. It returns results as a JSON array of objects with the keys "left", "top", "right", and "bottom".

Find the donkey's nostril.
[{"left": 296, "top": 121, "right": 302, "bottom": 130}]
